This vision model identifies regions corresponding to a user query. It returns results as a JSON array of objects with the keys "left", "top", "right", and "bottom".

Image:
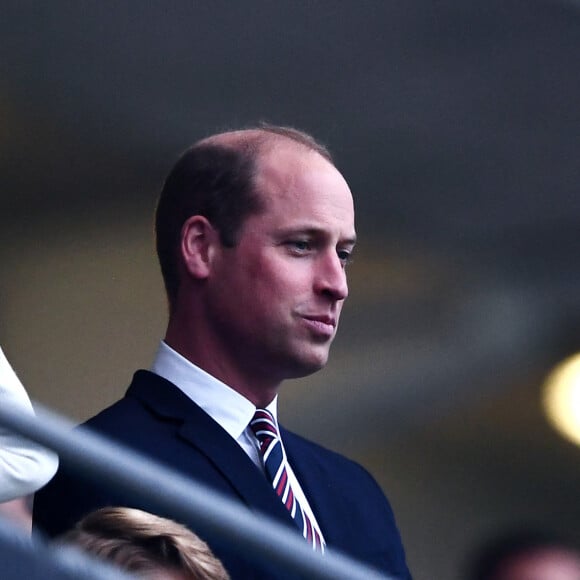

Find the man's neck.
[{"left": 163, "top": 333, "right": 280, "bottom": 408}]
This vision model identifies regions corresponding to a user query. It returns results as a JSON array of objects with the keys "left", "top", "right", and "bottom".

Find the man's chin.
[{"left": 285, "top": 351, "right": 330, "bottom": 379}]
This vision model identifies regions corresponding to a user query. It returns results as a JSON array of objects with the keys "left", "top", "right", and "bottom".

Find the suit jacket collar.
[{"left": 127, "top": 371, "right": 297, "bottom": 530}]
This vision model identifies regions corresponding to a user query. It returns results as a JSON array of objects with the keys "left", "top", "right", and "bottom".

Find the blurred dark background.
[{"left": 1, "top": 2, "right": 579, "bottom": 578}]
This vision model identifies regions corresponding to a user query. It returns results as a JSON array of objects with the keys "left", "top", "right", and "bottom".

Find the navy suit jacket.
[{"left": 34, "top": 371, "right": 411, "bottom": 579}]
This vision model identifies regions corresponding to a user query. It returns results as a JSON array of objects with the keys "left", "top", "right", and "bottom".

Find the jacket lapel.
[{"left": 127, "top": 371, "right": 296, "bottom": 530}]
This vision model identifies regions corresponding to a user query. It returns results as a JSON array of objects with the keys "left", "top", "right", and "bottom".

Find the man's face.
[{"left": 205, "top": 145, "right": 356, "bottom": 389}]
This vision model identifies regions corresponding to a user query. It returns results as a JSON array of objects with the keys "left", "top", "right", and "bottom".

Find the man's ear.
[{"left": 180, "top": 215, "right": 219, "bottom": 279}]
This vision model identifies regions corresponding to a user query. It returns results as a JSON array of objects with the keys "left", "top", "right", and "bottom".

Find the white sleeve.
[{"left": 0, "top": 347, "right": 59, "bottom": 502}]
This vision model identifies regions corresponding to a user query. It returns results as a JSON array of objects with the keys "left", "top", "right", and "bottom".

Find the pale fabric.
[
  {"left": 151, "top": 341, "right": 325, "bottom": 542},
  {"left": 0, "top": 347, "right": 59, "bottom": 502}
]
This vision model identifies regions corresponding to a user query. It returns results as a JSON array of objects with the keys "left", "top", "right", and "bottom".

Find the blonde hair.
[{"left": 59, "top": 507, "right": 229, "bottom": 580}]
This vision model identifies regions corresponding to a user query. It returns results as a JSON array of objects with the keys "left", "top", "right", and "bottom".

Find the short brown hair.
[
  {"left": 59, "top": 507, "right": 229, "bottom": 580},
  {"left": 155, "top": 125, "right": 332, "bottom": 306}
]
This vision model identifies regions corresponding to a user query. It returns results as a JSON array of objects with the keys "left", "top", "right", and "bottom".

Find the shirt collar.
[{"left": 150, "top": 341, "right": 278, "bottom": 441}]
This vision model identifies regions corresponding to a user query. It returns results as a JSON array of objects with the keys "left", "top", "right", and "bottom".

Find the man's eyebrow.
[{"left": 276, "top": 226, "right": 357, "bottom": 244}]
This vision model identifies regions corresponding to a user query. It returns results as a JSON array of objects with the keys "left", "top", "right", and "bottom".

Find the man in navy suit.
[{"left": 34, "top": 126, "right": 411, "bottom": 578}]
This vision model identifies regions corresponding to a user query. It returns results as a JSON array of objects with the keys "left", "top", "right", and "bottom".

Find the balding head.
[
  {"left": 155, "top": 125, "right": 333, "bottom": 307},
  {"left": 198, "top": 125, "right": 333, "bottom": 162}
]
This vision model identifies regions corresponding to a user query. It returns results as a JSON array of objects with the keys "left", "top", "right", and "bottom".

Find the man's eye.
[
  {"left": 287, "top": 240, "right": 311, "bottom": 252},
  {"left": 337, "top": 249, "right": 353, "bottom": 265}
]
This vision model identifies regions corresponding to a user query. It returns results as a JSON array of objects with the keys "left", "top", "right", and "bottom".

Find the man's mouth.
[{"left": 300, "top": 315, "right": 336, "bottom": 337}]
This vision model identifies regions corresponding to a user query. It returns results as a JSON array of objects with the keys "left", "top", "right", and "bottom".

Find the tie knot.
[{"left": 250, "top": 409, "right": 278, "bottom": 443}]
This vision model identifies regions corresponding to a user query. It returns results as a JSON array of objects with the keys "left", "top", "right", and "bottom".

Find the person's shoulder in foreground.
[
  {"left": 0, "top": 346, "right": 58, "bottom": 503},
  {"left": 34, "top": 124, "right": 411, "bottom": 579}
]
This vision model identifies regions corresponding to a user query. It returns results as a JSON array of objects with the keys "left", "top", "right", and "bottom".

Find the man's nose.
[{"left": 314, "top": 252, "right": 349, "bottom": 301}]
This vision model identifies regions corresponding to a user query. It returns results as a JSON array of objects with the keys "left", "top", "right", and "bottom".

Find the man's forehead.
[
  {"left": 256, "top": 141, "right": 340, "bottom": 189},
  {"left": 252, "top": 148, "right": 355, "bottom": 232}
]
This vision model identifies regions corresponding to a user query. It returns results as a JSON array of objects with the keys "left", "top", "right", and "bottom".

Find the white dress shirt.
[
  {"left": 0, "top": 347, "right": 59, "bottom": 502},
  {"left": 151, "top": 341, "right": 324, "bottom": 541}
]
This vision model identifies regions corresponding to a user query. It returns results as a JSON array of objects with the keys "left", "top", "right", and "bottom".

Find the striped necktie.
[{"left": 250, "top": 409, "right": 325, "bottom": 551}]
